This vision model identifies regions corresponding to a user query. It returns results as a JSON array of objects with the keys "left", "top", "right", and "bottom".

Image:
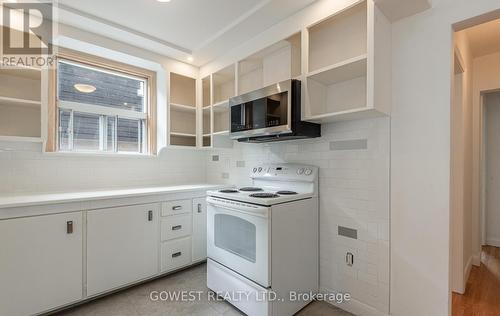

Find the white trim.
[
  {"left": 486, "top": 237, "right": 500, "bottom": 247},
  {"left": 464, "top": 256, "right": 473, "bottom": 288},
  {"left": 59, "top": 101, "right": 147, "bottom": 120},
  {"left": 472, "top": 253, "right": 481, "bottom": 266},
  {"left": 320, "top": 287, "right": 389, "bottom": 316},
  {"left": 53, "top": 36, "right": 168, "bottom": 153}
]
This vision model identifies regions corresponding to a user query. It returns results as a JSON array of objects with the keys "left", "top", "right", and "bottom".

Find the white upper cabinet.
[
  {"left": 0, "top": 212, "right": 83, "bottom": 316},
  {"left": 304, "top": 0, "right": 391, "bottom": 123},
  {"left": 169, "top": 73, "right": 197, "bottom": 147}
]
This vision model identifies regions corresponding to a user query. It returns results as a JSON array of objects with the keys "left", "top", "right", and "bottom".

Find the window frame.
[{"left": 47, "top": 48, "right": 157, "bottom": 155}]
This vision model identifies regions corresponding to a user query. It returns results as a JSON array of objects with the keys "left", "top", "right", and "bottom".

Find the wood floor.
[{"left": 453, "top": 246, "right": 500, "bottom": 316}]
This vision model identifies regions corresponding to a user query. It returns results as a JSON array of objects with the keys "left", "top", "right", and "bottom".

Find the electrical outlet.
[
  {"left": 346, "top": 252, "right": 354, "bottom": 267},
  {"left": 222, "top": 172, "right": 230, "bottom": 179},
  {"left": 212, "top": 155, "right": 219, "bottom": 161}
]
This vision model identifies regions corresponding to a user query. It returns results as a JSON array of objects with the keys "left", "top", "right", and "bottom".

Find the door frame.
[
  {"left": 450, "top": 46, "right": 466, "bottom": 294},
  {"left": 479, "top": 89, "right": 500, "bottom": 248}
]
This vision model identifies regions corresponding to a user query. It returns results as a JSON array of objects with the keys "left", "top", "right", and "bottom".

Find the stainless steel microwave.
[{"left": 229, "top": 79, "right": 320, "bottom": 143}]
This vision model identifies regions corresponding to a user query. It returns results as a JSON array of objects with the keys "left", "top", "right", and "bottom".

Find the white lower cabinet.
[
  {"left": 86, "top": 203, "right": 160, "bottom": 296},
  {"left": 0, "top": 212, "right": 83, "bottom": 316},
  {"left": 0, "top": 191, "right": 210, "bottom": 315},
  {"left": 161, "top": 237, "right": 192, "bottom": 272},
  {"left": 192, "top": 198, "right": 207, "bottom": 262}
]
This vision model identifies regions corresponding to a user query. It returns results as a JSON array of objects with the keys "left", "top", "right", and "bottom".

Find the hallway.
[{"left": 453, "top": 246, "right": 500, "bottom": 315}]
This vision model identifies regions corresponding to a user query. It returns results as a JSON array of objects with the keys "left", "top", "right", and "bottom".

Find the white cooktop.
[{"left": 207, "top": 186, "right": 313, "bottom": 206}]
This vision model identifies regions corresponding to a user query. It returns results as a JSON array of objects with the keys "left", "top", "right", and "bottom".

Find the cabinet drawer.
[
  {"left": 161, "top": 237, "right": 192, "bottom": 272},
  {"left": 161, "top": 213, "right": 192, "bottom": 241},
  {"left": 162, "top": 199, "right": 192, "bottom": 216}
]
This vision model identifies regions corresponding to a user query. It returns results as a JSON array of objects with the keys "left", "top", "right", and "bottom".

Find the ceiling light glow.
[
  {"left": 74, "top": 84, "right": 97, "bottom": 93},
  {"left": 187, "top": 56, "right": 194, "bottom": 62}
]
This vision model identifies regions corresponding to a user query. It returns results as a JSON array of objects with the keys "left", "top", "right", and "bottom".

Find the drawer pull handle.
[
  {"left": 148, "top": 210, "right": 153, "bottom": 221},
  {"left": 66, "top": 221, "right": 73, "bottom": 234},
  {"left": 172, "top": 206, "right": 182, "bottom": 211},
  {"left": 172, "top": 225, "right": 182, "bottom": 231},
  {"left": 197, "top": 204, "right": 202, "bottom": 213},
  {"left": 172, "top": 252, "right": 182, "bottom": 258}
]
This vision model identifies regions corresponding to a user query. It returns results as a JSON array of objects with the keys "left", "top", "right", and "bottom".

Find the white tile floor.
[{"left": 56, "top": 263, "right": 354, "bottom": 316}]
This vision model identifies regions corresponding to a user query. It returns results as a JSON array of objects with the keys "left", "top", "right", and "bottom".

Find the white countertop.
[{"left": 0, "top": 184, "right": 223, "bottom": 209}]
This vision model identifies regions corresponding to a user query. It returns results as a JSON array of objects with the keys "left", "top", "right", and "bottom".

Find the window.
[{"left": 52, "top": 52, "right": 156, "bottom": 154}]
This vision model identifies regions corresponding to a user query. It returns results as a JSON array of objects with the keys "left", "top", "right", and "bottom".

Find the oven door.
[
  {"left": 230, "top": 80, "right": 292, "bottom": 140},
  {"left": 207, "top": 197, "right": 270, "bottom": 288}
]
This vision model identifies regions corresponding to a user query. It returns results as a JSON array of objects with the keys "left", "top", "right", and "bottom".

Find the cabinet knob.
[
  {"left": 172, "top": 252, "right": 182, "bottom": 258},
  {"left": 197, "top": 204, "right": 202, "bottom": 213},
  {"left": 148, "top": 210, "right": 153, "bottom": 221},
  {"left": 172, "top": 206, "right": 182, "bottom": 211},
  {"left": 66, "top": 221, "right": 73, "bottom": 234}
]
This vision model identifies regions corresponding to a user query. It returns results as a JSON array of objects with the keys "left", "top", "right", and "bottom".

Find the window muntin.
[{"left": 56, "top": 58, "right": 149, "bottom": 154}]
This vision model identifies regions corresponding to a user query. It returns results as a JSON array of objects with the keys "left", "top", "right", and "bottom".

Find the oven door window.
[
  {"left": 214, "top": 214, "right": 256, "bottom": 263},
  {"left": 230, "top": 91, "right": 288, "bottom": 133}
]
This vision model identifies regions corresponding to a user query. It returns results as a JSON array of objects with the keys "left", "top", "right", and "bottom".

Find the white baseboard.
[
  {"left": 486, "top": 237, "right": 500, "bottom": 248},
  {"left": 472, "top": 253, "right": 481, "bottom": 266},
  {"left": 464, "top": 256, "right": 472, "bottom": 288},
  {"left": 320, "top": 287, "right": 389, "bottom": 316}
]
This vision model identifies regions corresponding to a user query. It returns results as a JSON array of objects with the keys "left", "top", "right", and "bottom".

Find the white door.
[
  {"left": 0, "top": 212, "right": 83, "bottom": 316},
  {"left": 207, "top": 197, "right": 270, "bottom": 287},
  {"left": 485, "top": 93, "right": 500, "bottom": 247},
  {"left": 192, "top": 197, "right": 207, "bottom": 262},
  {"left": 87, "top": 203, "right": 159, "bottom": 296}
]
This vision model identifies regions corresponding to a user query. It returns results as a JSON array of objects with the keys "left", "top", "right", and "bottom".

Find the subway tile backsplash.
[{"left": 206, "top": 117, "right": 390, "bottom": 314}]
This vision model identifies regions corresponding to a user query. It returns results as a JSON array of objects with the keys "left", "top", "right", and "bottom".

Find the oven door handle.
[{"left": 206, "top": 197, "right": 269, "bottom": 218}]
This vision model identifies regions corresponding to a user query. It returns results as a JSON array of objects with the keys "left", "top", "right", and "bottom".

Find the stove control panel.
[{"left": 251, "top": 164, "right": 317, "bottom": 181}]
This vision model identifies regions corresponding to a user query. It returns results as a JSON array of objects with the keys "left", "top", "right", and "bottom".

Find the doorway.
[{"left": 484, "top": 92, "right": 500, "bottom": 247}]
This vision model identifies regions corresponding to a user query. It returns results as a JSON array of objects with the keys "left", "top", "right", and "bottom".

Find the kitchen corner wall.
[
  {"left": 0, "top": 147, "right": 206, "bottom": 194},
  {"left": 207, "top": 117, "right": 390, "bottom": 314}
]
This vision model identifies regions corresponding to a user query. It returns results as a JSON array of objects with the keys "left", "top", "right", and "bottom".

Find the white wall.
[
  {"left": 207, "top": 118, "right": 390, "bottom": 316},
  {"left": 0, "top": 145, "right": 206, "bottom": 194},
  {"left": 0, "top": 23, "right": 207, "bottom": 195},
  {"left": 391, "top": 1, "right": 500, "bottom": 315},
  {"left": 484, "top": 92, "right": 500, "bottom": 247}
]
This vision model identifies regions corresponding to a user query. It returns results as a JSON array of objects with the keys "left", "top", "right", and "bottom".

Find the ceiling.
[
  {"left": 56, "top": 0, "right": 318, "bottom": 66},
  {"left": 465, "top": 18, "right": 500, "bottom": 58}
]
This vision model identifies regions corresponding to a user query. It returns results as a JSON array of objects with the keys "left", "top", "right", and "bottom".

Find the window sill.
[{"left": 43, "top": 151, "right": 157, "bottom": 159}]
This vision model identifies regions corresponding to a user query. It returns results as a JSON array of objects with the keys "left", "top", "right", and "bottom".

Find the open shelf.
[
  {"left": 170, "top": 132, "right": 196, "bottom": 137},
  {"left": 238, "top": 32, "right": 301, "bottom": 95},
  {"left": 213, "top": 100, "right": 229, "bottom": 109},
  {"left": 202, "top": 135, "right": 211, "bottom": 147},
  {"left": 213, "top": 65, "right": 235, "bottom": 105},
  {"left": 0, "top": 68, "right": 41, "bottom": 139},
  {"left": 303, "top": 0, "right": 384, "bottom": 120},
  {"left": 170, "top": 134, "right": 197, "bottom": 147},
  {"left": 169, "top": 72, "right": 197, "bottom": 147},
  {"left": 170, "top": 108, "right": 196, "bottom": 135},
  {"left": 202, "top": 76, "right": 211, "bottom": 108},
  {"left": 170, "top": 102, "right": 196, "bottom": 112},
  {"left": 307, "top": 54, "right": 367, "bottom": 85},
  {"left": 170, "top": 73, "right": 196, "bottom": 107},
  {"left": 308, "top": 1, "right": 367, "bottom": 73},
  {"left": 0, "top": 135, "right": 43, "bottom": 143},
  {"left": 214, "top": 107, "right": 229, "bottom": 134}
]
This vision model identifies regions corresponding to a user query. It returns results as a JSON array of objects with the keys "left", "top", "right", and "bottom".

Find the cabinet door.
[
  {"left": 87, "top": 203, "right": 159, "bottom": 296},
  {"left": 192, "top": 198, "right": 207, "bottom": 262},
  {"left": 0, "top": 212, "right": 83, "bottom": 316}
]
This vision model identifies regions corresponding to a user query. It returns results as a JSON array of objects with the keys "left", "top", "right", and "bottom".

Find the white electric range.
[{"left": 206, "top": 164, "right": 319, "bottom": 316}]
